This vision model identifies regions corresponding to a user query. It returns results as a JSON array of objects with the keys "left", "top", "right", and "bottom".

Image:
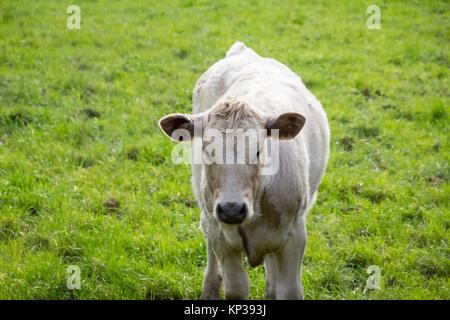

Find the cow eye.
[{"left": 256, "top": 151, "right": 260, "bottom": 158}]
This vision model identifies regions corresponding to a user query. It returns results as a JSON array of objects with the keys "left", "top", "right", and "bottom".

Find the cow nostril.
[{"left": 239, "top": 203, "right": 248, "bottom": 217}]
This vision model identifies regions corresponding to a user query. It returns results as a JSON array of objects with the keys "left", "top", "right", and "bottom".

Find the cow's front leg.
[
  {"left": 216, "top": 245, "right": 249, "bottom": 300},
  {"left": 276, "top": 217, "right": 307, "bottom": 300},
  {"left": 201, "top": 240, "right": 222, "bottom": 300},
  {"left": 264, "top": 253, "right": 278, "bottom": 299}
]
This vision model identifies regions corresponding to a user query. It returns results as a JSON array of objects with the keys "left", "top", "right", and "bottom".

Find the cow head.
[{"left": 159, "top": 98, "right": 305, "bottom": 225}]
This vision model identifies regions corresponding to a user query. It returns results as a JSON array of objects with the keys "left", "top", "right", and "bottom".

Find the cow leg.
[
  {"left": 276, "top": 216, "right": 307, "bottom": 300},
  {"left": 264, "top": 253, "right": 279, "bottom": 299},
  {"left": 200, "top": 240, "right": 222, "bottom": 300},
  {"left": 216, "top": 246, "right": 249, "bottom": 299}
]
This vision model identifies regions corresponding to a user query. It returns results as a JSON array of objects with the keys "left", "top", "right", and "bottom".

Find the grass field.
[{"left": 0, "top": 0, "right": 448, "bottom": 299}]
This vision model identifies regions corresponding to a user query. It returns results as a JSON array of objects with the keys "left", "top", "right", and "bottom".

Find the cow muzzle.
[{"left": 216, "top": 201, "right": 248, "bottom": 224}]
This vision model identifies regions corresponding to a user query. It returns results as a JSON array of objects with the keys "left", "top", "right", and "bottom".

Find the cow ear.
[
  {"left": 266, "top": 112, "right": 306, "bottom": 140},
  {"left": 159, "top": 113, "right": 196, "bottom": 142}
]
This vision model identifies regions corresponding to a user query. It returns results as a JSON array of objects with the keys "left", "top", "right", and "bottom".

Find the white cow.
[{"left": 159, "top": 42, "right": 330, "bottom": 299}]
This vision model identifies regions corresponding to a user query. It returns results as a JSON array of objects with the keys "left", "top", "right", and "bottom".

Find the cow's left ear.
[
  {"left": 159, "top": 113, "right": 197, "bottom": 142},
  {"left": 266, "top": 112, "right": 306, "bottom": 140}
]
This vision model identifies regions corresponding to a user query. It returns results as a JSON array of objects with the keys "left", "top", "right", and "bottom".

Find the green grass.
[{"left": 0, "top": 0, "right": 448, "bottom": 299}]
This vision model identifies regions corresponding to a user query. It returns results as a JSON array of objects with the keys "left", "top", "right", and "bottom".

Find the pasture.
[{"left": 0, "top": 0, "right": 448, "bottom": 299}]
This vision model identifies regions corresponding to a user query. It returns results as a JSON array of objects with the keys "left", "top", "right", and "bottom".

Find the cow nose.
[{"left": 217, "top": 202, "right": 248, "bottom": 224}]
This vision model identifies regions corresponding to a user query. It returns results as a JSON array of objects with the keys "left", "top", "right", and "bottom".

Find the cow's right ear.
[
  {"left": 159, "top": 113, "right": 196, "bottom": 142},
  {"left": 266, "top": 112, "right": 306, "bottom": 140}
]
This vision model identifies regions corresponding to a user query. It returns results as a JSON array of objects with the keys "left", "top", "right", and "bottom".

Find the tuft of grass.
[{"left": 430, "top": 101, "right": 447, "bottom": 123}]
